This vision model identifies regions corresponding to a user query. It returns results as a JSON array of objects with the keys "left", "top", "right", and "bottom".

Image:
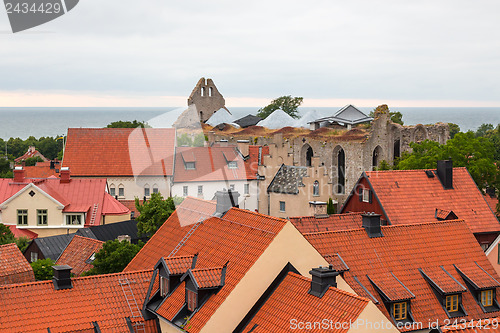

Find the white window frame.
[
  {"left": 183, "top": 186, "right": 188, "bottom": 196},
  {"left": 185, "top": 162, "right": 196, "bottom": 170},
  {"left": 244, "top": 183, "right": 249, "bottom": 195},
  {"left": 362, "top": 189, "right": 370, "bottom": 203},
  {"left": 118, "top": 185, "right": 125, "bottom": 198},
  {"left": 30, "top": 252, "right": 38, "bottom": 262},
  {"left": 144, "top": 185, "right": 150, "bottom": 197},
  {"left": 198, "top": 185, "right": 203, "bottom": 196},
  {"left": 66, "top": 214, "right": 83, "bottom": 225},
  {"left": 228, "top": 161, "right": 238, "bottom": 169}
]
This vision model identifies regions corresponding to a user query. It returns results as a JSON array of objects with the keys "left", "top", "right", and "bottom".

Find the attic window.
[
  {"left": 186, "top": 289, "right": 197, "bottom": 311},
  {"left": 185, "top": 162, "right": 196, "bottom": 170},
  {"left": 393, "top": 302, "right": 407, "bottom": 320},
  {"left": 362, "top": 189, "right": 371, "bottom": 203},
  {"left": 446, "top": 295, "right": 459, "bottom": 312},
  {"left": 160, "top": 276, "right": 169, "bottom": 297},
  {"left": 228, "top": 161, "right": 238, "bottom": 169},
  {"left": 85, "top": 252, "right": 96, "bottom": 264},
  {"left": 481, "top": 290, "right": 493, "bottom": 307}
]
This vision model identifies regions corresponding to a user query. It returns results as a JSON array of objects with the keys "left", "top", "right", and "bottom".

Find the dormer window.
[
  {"left": 481, "top": 289, "right": 493, "bottom": 307},
  {"left": 160, "top": 275, "right": 169, "bottom": 297},
  {"left": 186, "top": 289, "right": 197, "bottom": 311},
  {"left": 446, "top": 295, "right": 459, "bottom": 312},
  {"left": 228, "top": 161, "right": 237, "bottom": 169},
  {"left": 393, "top": 302, "right": 407, "bottom": 320},
  {"left": 185, "top": 162, "right": 196, "bottom": 170}
]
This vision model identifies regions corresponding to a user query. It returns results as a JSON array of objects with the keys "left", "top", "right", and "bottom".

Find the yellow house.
[{"left": 0, "top": 167, "right": 130, "bottom": 237}]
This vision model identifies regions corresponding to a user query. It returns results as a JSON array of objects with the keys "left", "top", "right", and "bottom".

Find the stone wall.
[{"left": 187, "top": 77, "right": 227, "bottom": 122}]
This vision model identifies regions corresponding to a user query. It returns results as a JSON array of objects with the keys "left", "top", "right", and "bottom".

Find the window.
[
  {"left": 66, "top": 214, "right": 82, "bottom": 225},
  {"left": 153, "top": 185, "right": 159, "bottom": 194},
  {"left": 30, "top": 252, "right": 38, "bottom": 262},
  {"left": 37, "top": 209, "right": 48, "bottom": 225},
  {"left": 244, "top": 184, "right": 249, "bottom": 195},
  {"left": 144, "top": 185, "right": 150, "bottom": 197},
  {"left": 209, "top": 87, "right": 213, "bottom": 97},
  {"left": 85, "top": 252, "right": 96, "bottom": 264},
  {"left": 183, "top": 186, "right": 188, "bottom": 196},
  {"left": 313, "top": 181, "right": 319, "bottom": 196},
  {"left": 446, "top": 295, "right": 459, "bottom": 312},
  {"left": 198, "top": 185, "right": 203, "bottom": 195},
  {"left": 481, "top": 290, "right": 493, "bottom": 307},
  {"left": 228, "top": 161, "right": 238, "bottom": 169},
  {"left": 109, "top": 185, "right": 115, "bottom": 197},
  {"left": 279, "top": 201, "right": 286, "bottom": 212},
  {"left": 118, "top": 185, "right": 124, "bottom": 197},
  {"left": 362, "top": 189, "right": 370, "bottom": 203},
  {"left": 393, "top": 302, "right": 407, "bottom": 320},
  {"left": 185, "top": 162, "right": 196, "bottom": 170},
  {"left": 17, "top": 209, "right": 28, "bottom": 225},
  {"left": 187, "top": 289, "right": 197, "bottom": 311},
  {"left": 160, "top": 276, "right": 169, "bottom": 297}
]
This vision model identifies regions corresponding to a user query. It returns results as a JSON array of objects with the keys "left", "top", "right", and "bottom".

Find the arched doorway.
[
  {"left": 333, "top": 146, "right": 346, "bottom": 194},
  {"left": 372, "top": 146, "right": 383, "bottom": 170},
  {"left": 394, "top": 139, "right": 401, "bottom": 161}
]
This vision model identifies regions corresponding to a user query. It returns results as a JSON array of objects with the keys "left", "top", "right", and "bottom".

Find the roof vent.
[
  {"left": 214, "top": 189, "right": 240, "bottom": 217},
  {"left": 437, "top": 160, "right": 453, "bottom": 189},
  {"left": 308, "top": 265, "right": 339, "bottom": 298},
  {"left": 362, "top": 213, "right": 383, "bottom": 238},
  {"left": 52, "top": 265, "right": 73, "bottom": 290}
]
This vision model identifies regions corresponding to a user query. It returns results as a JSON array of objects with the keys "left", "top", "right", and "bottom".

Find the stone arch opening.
[
  {"left": 414, "top": 125, "right": 428, "bottom": 143},
  {"left": 301, "top": 144, "right": 314, "bottom": 167},
  {"left": 394, "top": 139, "right": 401, "bottom": 161},
  {"left": 332, "top": 145, "right": 346, "bottom": 194},
  {"left": 372, "top": 146, "right": 383, "bottom": 170}
]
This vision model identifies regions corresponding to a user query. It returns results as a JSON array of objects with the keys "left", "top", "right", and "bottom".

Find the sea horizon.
[{"left": 1, "top": 106, "right": 499, "bottom": 140}]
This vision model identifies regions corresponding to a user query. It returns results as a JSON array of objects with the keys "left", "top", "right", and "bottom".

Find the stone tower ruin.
[{"left": 187, "top": 77, "right": 228, "bottom": 122}]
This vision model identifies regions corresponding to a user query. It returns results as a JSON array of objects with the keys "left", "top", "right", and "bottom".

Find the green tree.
[
  {"left": 448, "top": 123, "right": 460, "bottom": 139},
  {"left": 193, "top": 133, "right": 206, "bottom": 147},
  {"left": 24, "top": 156, "right": 44, "bottom": 166},
  {"left": 327, "top": 198, "right": 336, "bottom": 215},
  {"left": 81, "top": 240, "right": 144, "bottom": 275},
  {"left": 398, "top": 132, "right": 498, "bottom": 189},
  {"left": 369, "top": 109, "right": 404, "bottom": 125},
  {"left": 31, "top": 258, "right": 55, "bottom": 281},
  {"left": 177, "top": 133, "right": 193, "bottom": 147},
  {"left": 0, "top": 223, "right": 15, "bottom": 244},
  {"left": 376, "top": 160, "right": 392, "bottom": 171},
  {"left": 257, "top": 95, "right": 303, "bottom": 119},
  {"left": 15, "top": 236, "right": 30, "bottom": 252},
  {"left": 135, "top": 193, "right": 176, "bottom": 237},
  {"left": 0, "top": 157, "right": 12, "bottom": 178},
  {"left": 475, "top": 123, "right": 494, "bottom": 138},
  {"left": 106, "top": 120, "right": 150, "bottom": 128}
]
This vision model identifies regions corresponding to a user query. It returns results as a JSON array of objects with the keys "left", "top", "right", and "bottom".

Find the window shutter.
[
  {"left": 358, "top": 187, "right": 363, "bottom": 202},
  {"left": 368, "top": 190, "right": 373, "bottom": 204}
]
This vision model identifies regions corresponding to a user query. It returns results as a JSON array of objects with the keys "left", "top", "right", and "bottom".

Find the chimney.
[
  {"left": 486, "top": 187, "right": 496, "bottom": 198},
  {"left": 214, "top": 189, "right": 240, "bottom": 217},
  {"left": 60, "top": 167, "right": 70, "bottom": 183},
  {"left": 362, "top": 213, "right": 383, "bottom": 238},
  {"left": 309, "top": 201, "right": 328, "bottom": 218},
  {"left": 52, "top": 265, "right": 73, "bottom": 290},
  {"left": 437, "top": 160, "right": 453, "bottom": 189},
  {"left": 308, "top": 265, "right": 339, "bottom": 298},
  {"left": 13, "top": 166, "right": 25, "bottom": 182}
]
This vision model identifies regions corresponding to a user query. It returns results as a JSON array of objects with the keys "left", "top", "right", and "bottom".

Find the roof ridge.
[
  {"left": 366, "top": 167, "right": 468, "bottom": 174},
  {"left": 191, "top": 266, "right": 224, "bottom": 272},
  {"left": 228, "top": 207, "right": 287, "bottom": 224},
  {"left": 71, "top": 234, "right": 105, "bottom": 245},
  {"left": 288, "top": 272, "right": 370, "bottom": 303},
  {"left": 289, "top": 212, "right": 364, "bottom": 219}
]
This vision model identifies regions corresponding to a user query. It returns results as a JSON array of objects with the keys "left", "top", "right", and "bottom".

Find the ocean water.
[{"left": 0, "top": 107, "right": 499, "bottom": 140}]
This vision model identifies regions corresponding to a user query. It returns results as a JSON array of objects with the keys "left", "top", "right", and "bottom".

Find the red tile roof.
[
  {"left": 246, "top": 145, "right": 269, "bottom": 179},
  {"left": 62, "top": 128, "right": 176, "bottom": 176},
  {"left": 119, "top": 199, "right": 143, "bottom": 218},
  {"left": 420, "top": 266, "right": 467, "bottom": 294},
  {"left": 190, "top": 267, "right": 225, "bottom": 288},
  {"left": 7, "top": 225, "right": 38, "bottom": 240},
  {"left": 23, "top": 163, "right": 59, "bottom": 178},
  {"left": 0, "top": 177, "right": 129, "bottom": 226},
  {"left": 0, "top": 243, "right": 35, "bottom": 285},
  {"left": 347, "top": 168, "right": 500, "bottom": 234},
  {"left": 14, "top": 147, "right": 48, "bottom": 163},
  {"left": 55, "top": 235, "right": 104, "bottom": 276},
  {"left": 323, "top": 254, "right": 349, "bottom": 272},
  {"left": 304, "top": 220, "right": 500, "bottom": 331},
  {"left": 455, "top": 263, "right": 500, "bottom": 289},
  {"left": 173, "top": 146, "right": 253, "bottom": 183},
  {"left": 241, "top": 272, "right": 369, "bottom": 333},
  {"left": 126, "top": 198, "right": 287, "bottom": 332},
  {"left": 485, "top": 194, "right": 499, "bottom": 216},
  {"left": 163, "top": 255, "right": 195, "bottom": 275},
  {"left": 0, "top": 269, "right": 157, "bottom": 332},
  {"left": 367, "top": 272, "right": 415, "bottom": 302},
  {"left": 289, "top": 212, "right": 364, "bottom": 233}
]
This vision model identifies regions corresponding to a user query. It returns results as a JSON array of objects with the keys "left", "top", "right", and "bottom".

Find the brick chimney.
[
  {"left": 308, "top": 265, "right": 339, "bottom": 298},
  {"left": 214, "top": 189, "right": 240, "bottom": 217},
  {"left": 52, "top": 265, "right": 73, "bottom": 290},
  {"left": 13, "top": 166, "right": 25, "bottom": 182},
  {"left": 362, "top": 213, "right": 383, "bottom": 238},
  {"left": 60, "top": 167, "right": 71, "bottom": 183},
  {"left": 437, "top": 160, "right": 453, "bottom": 189}
]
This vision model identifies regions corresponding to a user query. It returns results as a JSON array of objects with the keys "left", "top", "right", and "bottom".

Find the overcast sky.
[{"left": 1, "top": 0, "right": 500, "bottom": 107}]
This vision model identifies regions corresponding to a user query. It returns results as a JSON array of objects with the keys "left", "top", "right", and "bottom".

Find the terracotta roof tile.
[
  {"left": 358, "top": 168, "right": 500, "bottom": 234},
  {"left": 436, "top": 208, "right": 457, "bottom": 220},
  {"left": 0, "top": 243, "right": 35, "bottom": 285},
  {"left": 420, "top": 266, "right": 467, "bottom": 294},
  {"left": 455, "top": 263, "right": 500, "bottom": 289},
  {"left": 0, "top": 269, "right": 156, "bottom": 332},
  {"left": 289, "top": 212, "right": 364, "bottom": 233},
  {"left": 62, "top": 128, "right": 176, "bottom": 176},
  {"left": 246, "top": 145, "right": 269, "bottom": 179},
  {"left": 304, "top": 220, "right": 500, "bottom": 331},
  {"left": 173, "top": 146, "right": 251, "bottom": 183},
  {"left": 324, "top": 254, "right": 349, "bottom": 272},
  {"left": 190, "top": 267, "right": 225, "bottom": 288},
  {"left": 7, "top": 225, "right": 38, "bottom": 240},
  {"left": 127, "top": 198, "right": 287, "bottom": 332},
  {"left": 241, "top": 272, "right": 369, "bottom": 333},
  {"left": 23, "top": 163, "right": 59, "bottom": 178},
  {"left": 55, "top": 236, "right": 104, "bottom": 276},
  {"left": 367, "top": 272, "right": 415, "bottom": 302},
  {"left": 163, "top": 255, "right": 195, "bottom": 275},
  {"left": 14, "top": 147, "right": 48, "bottom": 163}
]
